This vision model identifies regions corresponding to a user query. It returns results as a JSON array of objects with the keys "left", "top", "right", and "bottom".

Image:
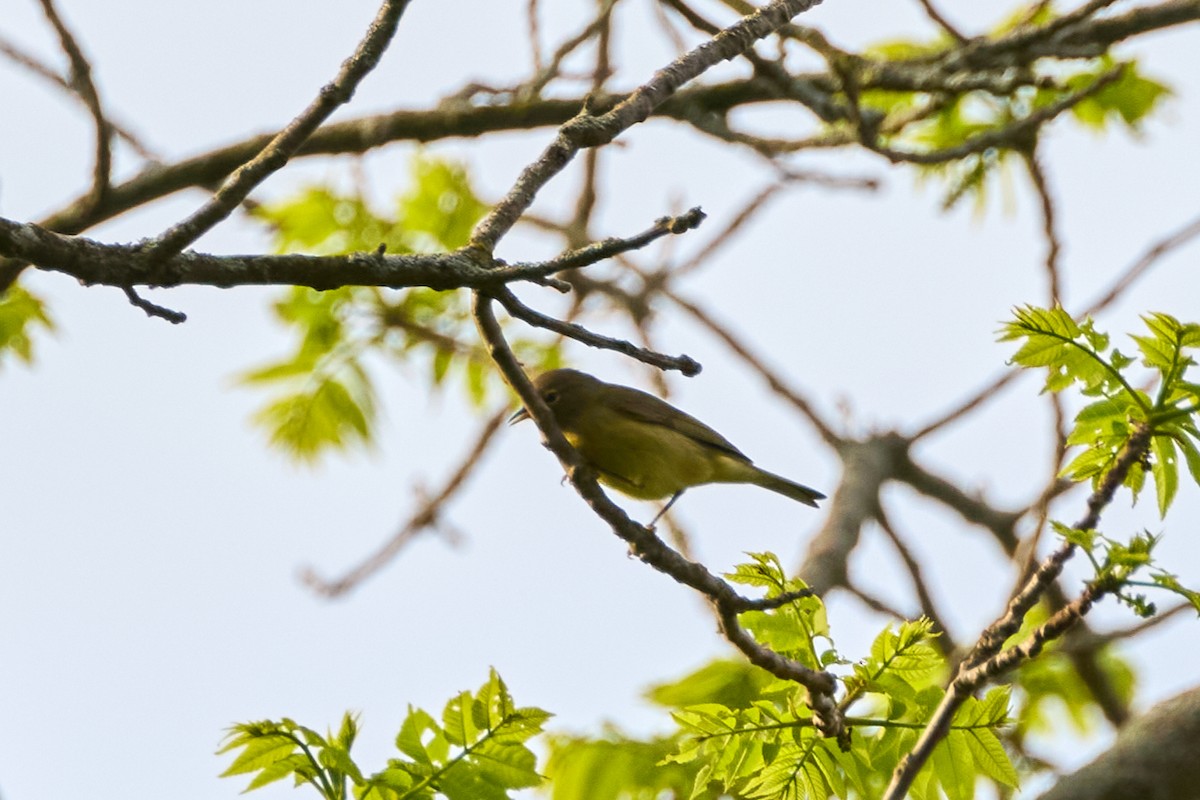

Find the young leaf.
[{"left": 0, "top": 284, "right": 54, "bottom": 368}]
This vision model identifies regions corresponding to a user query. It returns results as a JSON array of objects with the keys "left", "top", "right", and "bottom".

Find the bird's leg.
[{"left": 647, "top": 490, "right": 684, "bottom": 529}]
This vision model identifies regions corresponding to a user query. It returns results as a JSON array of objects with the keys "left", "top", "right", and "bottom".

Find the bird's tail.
[{"left": 752, "top": 468, "right": 825, "bottom": 508}]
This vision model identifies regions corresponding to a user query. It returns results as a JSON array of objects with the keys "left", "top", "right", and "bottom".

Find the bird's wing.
[{"left": 603, "top": 386, "right": 751, "bottom": 462}]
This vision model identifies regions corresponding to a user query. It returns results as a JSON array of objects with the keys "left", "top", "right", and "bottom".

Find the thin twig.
[
  {"left": 0, "top": 35, "right": 155, "bottom": 159},
  {"left": 910, "top": 370, "right": 1022, "bottom": 441},
  {"left": 526, "top": 0, "right": 544, "bottom": 73},
  {"left": 844, "top": 585, "right": 910, "bottom": 620},
  {"left": 469, "top": 0, "right": 827, "bottom": 253},
  {"left": 122, "top": 286, "right": 186, "bottom": 323},
  {"left": 518, "top": 0, "right": 619, "bottom": 100},
  {"left": 875, "top": 507, "right": 956, "bottom": 654},
  {"left": 1059, "top": 600, "right": 1192, "bottom": 651},
  {"left": 493, "top": 206, "right": 707, "bottom": 282},
  {"left": 38, "top": 0, "right": 112, "bottom": 209},
  {"left": 144, "top": 0, "right": 415, "bottom": 262},
  {"left": 867, "top": 67, "right": 1124, "bottom": 165},
  {"left": 493, "top": 285, "right": 701, "bottom": 374},
  {"left": 302, "top": 406, "right": 508, "bottom": 597},
  {"left": 1024, "top": 145, "right": 1064, "bottom": 305},
  {"left": 1081, "top": 211, "right": 1200, "bottom": 317},
  {"left": 913, "top": 0, "right": 968, "bottom": 42},
  {"left": 669, "top": 290, "right": 840, "bottom": 445}
]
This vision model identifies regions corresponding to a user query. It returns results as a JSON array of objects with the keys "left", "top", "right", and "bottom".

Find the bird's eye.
[{"left": 544, "top": 390, "right": 560, "bottom": 404}]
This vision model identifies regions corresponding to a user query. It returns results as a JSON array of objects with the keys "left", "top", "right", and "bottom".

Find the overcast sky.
[{"left": 3, "top": 2, "right": 1199, "bottom": 800}]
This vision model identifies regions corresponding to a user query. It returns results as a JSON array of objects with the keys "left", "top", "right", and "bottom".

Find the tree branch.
[
  {"left": 38, "top": 0, "right": 112, "bottom": 210},
  {"left": 469, "top": 0, "right": 827, "bottom": 252},
  {"left": 144, "top": 0, "right": 415, "bottom": 261},
  {"left": 883, "top": 424, "right": 1154, "bottom": 800},
  {"left": 472, "top": 289, "right": 844, "bottom": 742}
]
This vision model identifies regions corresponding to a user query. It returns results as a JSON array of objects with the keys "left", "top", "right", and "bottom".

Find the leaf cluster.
[
  {"left": 1000, "top": 307, "right": 1200, "bottom": 617},
  {"left": 860, "top": 10, "right": 1169, "bottom": 213},
  {"left": 222, "top": 550, "right": 1183, "bottom": 800},
  {"left": 1001, "top": 307, "right": 1200, "bottom": 516},
  {"left": 1053, "top": 524, "right": 1200, "bottom": 617},
  {"left": 1004, "top": 601, "right": 1135, "bottom": 739},
  {"left": 219, "top": 669, "right": 550, "bottom": 800},
  {"left": 652, "top": 556, "right": 1019, "bottom": 800},
  {"left": 241, "top": 155, "right": 560, "bottom": 460}
]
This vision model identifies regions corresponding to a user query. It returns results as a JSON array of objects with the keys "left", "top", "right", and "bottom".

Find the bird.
[{"left": 509, "top": 368, "right": 824, "bottom": 520}]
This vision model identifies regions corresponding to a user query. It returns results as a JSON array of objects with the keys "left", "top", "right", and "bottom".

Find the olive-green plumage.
[{"left": 511, "top": 368, "right": 824, "bottom": 507}]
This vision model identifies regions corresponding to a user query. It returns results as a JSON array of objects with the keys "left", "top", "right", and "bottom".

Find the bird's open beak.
[{"left": 508, "top": 407, "right": 531, "bottom": 425}]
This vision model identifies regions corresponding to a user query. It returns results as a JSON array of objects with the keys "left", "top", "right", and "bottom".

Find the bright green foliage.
[
  {"left": 544, "top": 732, "right": 698, "bottom": 800},
  {"left": 220, "top": 670, "right": 550, "bottom": 800},
  {"left": 856, "top": 9, "right": 1170, "bottom": 212},
  {"left": 1007, "top": 601, "right": 1136, "bottom": 738},
  {"left": 0, "top": 284, "right": 53, "bottom": 368},
  {"left": 396, "top": 159, "right": 489, "bottom": 253},
  {"left": 244, "top": 154, "right": 561, "bottom": 460},
  {"left": 728, "top": 553, "right": 834, "bottom": 669},
  {"left": 647, "top": 659, "right": 782, "bottom": 710},
  {"left": 1064, "top": 57, "right": 1172, "bottom": 133},
  {"left": 1052, "top": 523, "right": 1200, "bottom": 617},
  {"left": 241, "top": 287, "right": 377, "bottom": 461},
  {"left": 658, "top": 562, "right": 1017, "bottom": 800},
  {"left": 1001, "top": 307, "right": 1200, "bottom": 616},
  {"left": 220, "top": 713, "right": 365, "bottom": 798},
  {"left": 1001, "top": 307, "right": 1200, "bottom": 516}
]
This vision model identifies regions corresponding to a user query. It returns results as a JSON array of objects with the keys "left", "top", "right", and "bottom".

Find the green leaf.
[
  {"left": 252, "top": 374, "right": 376, "bottom": 461},
  {"left": 1175, "top": 431, "right": 1200, "bottom": 485},
  {"left": 396, "top": 707, "right": 442, "bottom": 765},
  {"left": 1150, "top": 435, "right": 1179, "bottom": 516},
  {"left": 470, "top": 738, "right": 542, "bottom": 789},
  {"left": 1070, "top": 60, "right": 1171, "bottom": 131},
  {"left": 0, "top": 284, "right": 54, "bottom": 368},
  {"left": 1000, "top": 306, "right": 1132, "bottom": 400},
  {"left": 1150, "top": 572, "right": 1200, "bottom": 614},
  {"left": 443, "top": 691, "right": 478, "bottom": 747},
  {"left": 547, "top": 733, "right": 696, "bottom": 800},
  {"left": 397, "top": 155, "right": 489, "bottom": 252},
  {"left": 1059, "top": 443, "right": 1117, "bottom": 483},
  {"left": 930, "top": 729, "right": 975, "bottom": 800},
  {"left": 648, "top": 659, "right": 780, "bottom": 710},
  {"left": 219, "top": 731, "right": 299, "bottom": 777},
  {"left": 1051, "top": 521, "right": 1095, "bottom": 550}
]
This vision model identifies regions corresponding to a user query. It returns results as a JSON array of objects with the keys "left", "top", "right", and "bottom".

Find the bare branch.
[
  {"left": 669, "top": 291, "right": 841, "bottom": 446},
  {"left": 895, "top": 453, "right": 1022, "bottom": 555},
  {"left": 800, "top": 434, "right": 907, "bottom": 595},
  {"left": 493, "top": 286, "right": 701, "bottom": 374},
  {"left": 913, "top": 0, "right": 968, "bottom": 42},
  {"left": 121, "top": 286, "right": 186, "bottom": 324},
  {"left": 469, "top": 0, "right": 827, "bottom": 252},
  {"left": 497, "top": 206, "right": 707, "bottom": 280},
  {"left": 38, "top": 0, "right": 112, "bottom": 209},
  {"left": 1082, "top": 211, "right": 1200, "bottom": 317},
  {"left": 910, "top": 369, "right": 1021, "bottom": 441},
  {"left": 1024, "top": 145, "right": 1064, "bottom": 306},
  {"left": 302, "top": 406, "right": 508, "bottom": 598},
  {"left": 144, "top": 0, "right": 415, "bottom": 262},
  {"left": 875, "top": 507, "right": 956, "bottom": 654},
  {"left": 0, "top": 35, "right": 155, "bottom": 159},
  {"left": 1039, "top": 688, "right": 1200, "bottom": 800},
  {"left": 865, "top": 67, "right": 1124, "bottom": 165}
]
